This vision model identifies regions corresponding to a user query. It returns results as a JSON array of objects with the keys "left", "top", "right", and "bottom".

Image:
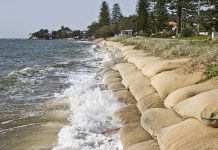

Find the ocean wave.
[{"left": 52, "top": 72, "right": 122, "bottom": 150}]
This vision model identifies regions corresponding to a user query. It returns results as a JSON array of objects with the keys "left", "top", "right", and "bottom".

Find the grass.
[{"left": 109, "top": 36, "right": 218, "bottom": 80}]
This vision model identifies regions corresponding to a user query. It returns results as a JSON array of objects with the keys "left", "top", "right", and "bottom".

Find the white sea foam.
[
  {"left": 52, "top": 70, "right": 122, "bottom": 150},
  {"left": 52, "top": 45, "right": 123, "bottom": 150}
]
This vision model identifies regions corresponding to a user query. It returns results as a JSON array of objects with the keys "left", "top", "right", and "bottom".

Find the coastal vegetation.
[
  {"left": 110, "top": 36, "right": 218, "bottom": 80},
  {"left": 29, "top": 26, "right": 84, "bottom": 40},
  {"left": 86, "top": 0, "right": 217, "bottom": 79},
  {"left": 86, "top": 0, "right": 218, "bottom": 38}
]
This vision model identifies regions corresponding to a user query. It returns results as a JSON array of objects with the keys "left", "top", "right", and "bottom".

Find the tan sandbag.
[
  {"left": 142, "top": 59, "right": 190, "bottom": 77},
  {"left": 128, "top": 56, "right": 161, "bottom": 70},
  {"left": 157, "top": 118, "right": 218, "bottom": 150},
  {"left": 103, "top": 70, "right": 120, "bottom": 81},
  {"left": 113, "top": 90, "right": 137, "bottom": 104},
  {"left": 124, "top": 53, "right": 148, "bottom": 60},
  {"left": 119, "top": 45, "right": 135, "bottom": 52},
  {"left": 151, "top": 68, "right": 203, "bottom": 100},
  {"left": 129, "top": 78, "right": 156, "bottom": 101},
  {"left": 122, "top": 71, "right": 147, "bottom": 88},
  {"left": 107, "top": 82, "right": 126, "bottom": 92},
  {"left": 174, "top": 89, "right": 218, "bottom": 127},
  {"left": 141, "top": 108, "right": 183, "bottom": 137},
  {"left": 119, "top": 122, "right": 152, "bottom": 150},
  {"left": 123, "top": 50, "right": 145, "bottom": 57},
  {"left": 102, "top": 67, "right": 113, "bottom": 74},
  {"left": 103, "top": 77, "right": 122, "bottom": 87},
  {"left": 137, "top": 93, "right": 163, "bottom": 114},
  {"left": 113, "top": 104, "right": 141, "bottom": 125},
  {"left": 113, "top": 63, "right": 138, "bottom": 77},
  {"left": 127, "top": 140, "right": 161, "bottom": 150},
  {"left": 164, "top": 78, "right": 218, "bottom": 109}
]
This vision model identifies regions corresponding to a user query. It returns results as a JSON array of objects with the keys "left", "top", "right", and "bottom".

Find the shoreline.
[{"left": 99, "top": 39, "right": 218, "bottom": 150}]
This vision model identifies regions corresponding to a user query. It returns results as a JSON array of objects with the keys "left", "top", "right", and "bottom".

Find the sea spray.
[{"left": 53, "top": 72, "right": 123, "bottom": 150}]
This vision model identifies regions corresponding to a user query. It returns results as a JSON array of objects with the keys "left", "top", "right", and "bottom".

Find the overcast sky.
[{"left": 0, "top": 0, "right": 137, "bottom": 38}]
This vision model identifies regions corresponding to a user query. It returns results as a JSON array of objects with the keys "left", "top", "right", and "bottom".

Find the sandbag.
[
  {"left": 113, "top": 90, "right": 136, "bottom": 104},
  {"left": 127, "top": 140, "right": 160, "bottom": 150},
  {"left": 129, "top": 78, "right": 156, "bottom": 102},
  {"left": 119, "top": 122, "right": 152, "bottom": 150},
  {"left": 123, "top": 50, "right": 145, "bottom": 57},
  {"left": 102, "top": 67, "right": 113, "bottom": 74},
  {"left": 113, "top": 63, "right": 138, "bottom": 77},
  {"left": 103, "top": 76, "right": 122, "bottom": 87},
  {"left": 128, "top": 56, "right": 161, "bottom": 70},
  {"left": 103, "top": 70, "right": 120, "bottom": 81},
  {"left": 157, "top": 118, "right": 218, "bottom": 150},
  {"left": 119, "top": 45, "right": 135, "bottom": 52},
  {"left": 142, "top": 59, "right": 189, "bottom": 77},
  {"left": 124, "top": 53, "right": 148, "bottom": 60},
  {"left": 107, "top": 57, "right": 127, "bottom": 67},
  {"left": 137, "top": 93, "right": 163, "bottom": 114},
  {"left": 107, "top": 82, "right": 126, "bottom": 92},
  {"left": 113, "top": 104, "right": 141, "bottom": 125},
  {"left": 151, "top": 68, "right": 203, "bottom": 100},
  {"left": 174, "top": 89, "right": 218, "bottom": 127},
  {"left": 164, "top": 78, "right": 218, "bottom": 109},
  {"left": 141, "top": 108, "right": 183, "bottom": 137},
  {"left": 122, "top": 71, "right": 147, "bottom": 88}
]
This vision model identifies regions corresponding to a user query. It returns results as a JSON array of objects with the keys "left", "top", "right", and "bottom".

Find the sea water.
[{"left": 0, "top": 39, "right": 122, "bottom": 150}]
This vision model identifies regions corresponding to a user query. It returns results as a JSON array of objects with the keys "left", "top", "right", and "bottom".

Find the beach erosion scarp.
[{"left": 98, "top": 39, "right": 218, "bottom": 150}]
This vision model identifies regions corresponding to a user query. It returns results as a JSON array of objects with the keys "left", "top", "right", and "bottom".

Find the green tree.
[
  {"left": 136, "top": 0, "right": 150, "bottom": 33},
  {"left": 111, "top": 3, "right": 123, "bottom": 24},
  {"left": 118, "top": 15, "right": 138, "bottom": 31},
  {"left": 31, "top": 29, "right": 49, "bottom": 39},
  {"left": 96, "top": 24, "right": 119, "bottom": 38},
  {"left": 99, "top": 1, "right": 110, "bottom": 27},
  {"left": 86, "top": 22, "right": 100, "bottom": 37},
  {"left": 155, "top": 0, "right": 168, "bottom": 32},
  {"left": 215, "top": 2, "right": 218, "bottom": 31},
  {"left": 168, "top": 0, "right": 199, "bottom": 36}
]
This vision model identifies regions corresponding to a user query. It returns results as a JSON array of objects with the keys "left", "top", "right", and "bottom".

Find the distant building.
[
  {"left": 120, "top": 30, "right": 133, "bottom": 36},
  {"left": 212, "top": 32, "right": 218, "bottom": 40}
]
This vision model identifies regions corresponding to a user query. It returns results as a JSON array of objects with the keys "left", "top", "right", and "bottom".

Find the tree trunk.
[{"left": 176, "top": 0, "right": 182, "bottom": 37}]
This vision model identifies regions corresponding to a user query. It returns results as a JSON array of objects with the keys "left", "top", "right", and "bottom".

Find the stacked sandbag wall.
[{"left": 100, "top": 40, "right": 218, "bottom": 150}]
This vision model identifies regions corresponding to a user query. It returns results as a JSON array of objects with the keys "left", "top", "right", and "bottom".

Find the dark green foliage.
[
  {"left": 215, "top": 3, "right": 218, "bottom": 31},
  {"left": 96, "top": 25, "right": 119, "bottom": 38},
  {"left": 203, "top": 64, "right": 218, "bottom": 80},
  {"left": 31, "top": 29, "right": 49, "bottom": 39},
  {"left": 30, "top": 26, "right": 82, "bottom": 39},
  {"left": 118, "top": 15, "right": 138, "bottom": 31},
  {"left": 136, "top": 0, "right": 150, "bottom": 33},
  {"left": 167, "top": 0, "right": 198, "bottom": 36},
  {"left": 111, "top": 3, "right": 123, "bottom": 24},
  {"left": 99, "top": 1, "right": 110, "bottom": 27},
  {"left": 151, "top": 32, "right": 175, "bottom": 38},
  {"left": 181, "top": 27, "right": 193, "bottom": 37},
  {"left": 155, "top": 0, "right": 168, "bottom": 32},
  {"left": 56, "top": 26, "right": 73, "bottom": 39},
  {"left": 86, "top": 22, "right": 100, "bottom": 37}
]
